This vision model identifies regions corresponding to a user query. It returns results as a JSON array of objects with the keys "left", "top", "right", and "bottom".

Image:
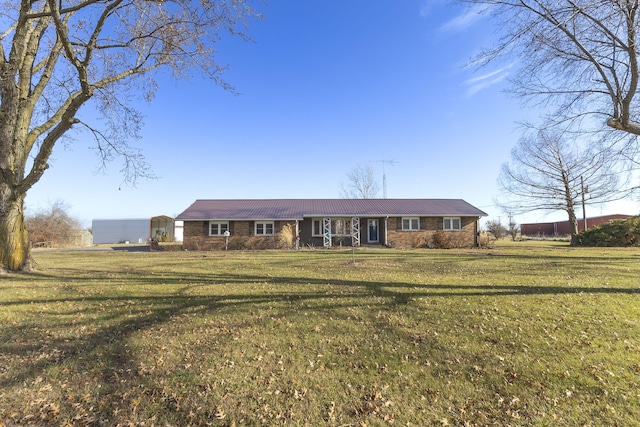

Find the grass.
[{"left": 1, "top": 244, "right": 639, "bottom": 426}]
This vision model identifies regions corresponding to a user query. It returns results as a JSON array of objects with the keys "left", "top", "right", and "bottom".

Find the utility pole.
[{"left": 373, "top": 158, "right": 397, "bottom": 199}]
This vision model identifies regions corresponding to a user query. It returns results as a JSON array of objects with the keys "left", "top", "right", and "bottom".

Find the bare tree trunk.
[
  {"left": 567, "top": 208, "right": 580, "bottom": 247},
  {"left": 0, "top": 56, "right": 30, "bottom": 271},
  {"left": 0, "top": 187, "right": 30, "bottom": 271}
]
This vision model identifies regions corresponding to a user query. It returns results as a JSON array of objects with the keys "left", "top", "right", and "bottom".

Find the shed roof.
[{"left": 176, "top": 199, "right": 488, "bottom": 221}]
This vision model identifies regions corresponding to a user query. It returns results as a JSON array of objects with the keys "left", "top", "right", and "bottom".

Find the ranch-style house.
[{"left": 176, "top": 199, "right": 487, "bottom": 250}]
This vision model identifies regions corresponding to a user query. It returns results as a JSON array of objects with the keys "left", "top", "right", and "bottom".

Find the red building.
[{"left": 520, "top": 214, "right": 634, "bottom": 236}]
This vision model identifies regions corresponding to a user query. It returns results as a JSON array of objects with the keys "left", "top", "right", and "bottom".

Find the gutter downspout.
[{"left": 475, "top": 219, "right": 479, "bottom": 247}]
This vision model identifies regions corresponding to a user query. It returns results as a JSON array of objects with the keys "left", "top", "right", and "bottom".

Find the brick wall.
[
  {"left": 182, "top": 220, "right": 297, "bottom": 251},
  {"left": 183, "top": 217, "right": 478, "bottom": 250},
  {"left": 386, "top": 217, "right": 477, "bottom": 249}
]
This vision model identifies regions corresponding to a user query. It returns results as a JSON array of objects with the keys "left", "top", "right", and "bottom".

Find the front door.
[{"left": 368, "top": 219, "right": 379, "bottom": 243}]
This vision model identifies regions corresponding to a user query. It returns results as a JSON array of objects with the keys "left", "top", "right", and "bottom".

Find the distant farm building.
[
  {"left": 92, "top": 216, "right": 176, "bottom": 244},
  {"left": 520, "top": 214, "right": 633, "bottom": 237}
]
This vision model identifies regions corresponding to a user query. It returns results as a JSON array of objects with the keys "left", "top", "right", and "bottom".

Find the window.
[
  {"left": 332, "top": 218, "right": 348, "bottom": 235},
  {"left": 255, "top": 221, "right": 274, "bottom": 236},
  {"left": 209, "top": 221, "right": 229, "bottom": 236},
  {"left": 402, "top": 217, "right": 420, "bottom": 231},
  {"left": 312, "top": 219, "right": 323, "bottom": 236},
  {"left": 443, "top": 217, "right": 461, "bottom": 230}
]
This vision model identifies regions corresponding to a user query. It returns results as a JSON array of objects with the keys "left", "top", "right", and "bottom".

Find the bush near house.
[
  {"left": 578, "top": 215, "right": 640, "bottom": 246},
  {"left": 430, "top": 230, "right": 469, "bottom": 248}
]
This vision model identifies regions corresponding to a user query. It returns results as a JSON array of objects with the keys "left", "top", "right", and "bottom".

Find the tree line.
[{"left": 25, "top": 201, "right": 84, "bottom": 249}]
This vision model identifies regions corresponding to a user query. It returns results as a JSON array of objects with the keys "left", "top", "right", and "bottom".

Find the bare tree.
[
  {"left": 25, "top": 200, "right": 82, "bottom": 248},
  {"left": 0, "top": 1, "right": 258, "bottom": 271},
  {"left": 340, "top": 164, "right": 380, "bottom": 199},
  {"left": 485, "top": 219, "right": 507, "bottom": 240},
  {"left": 507, "top": 215, "right": 519, "bottom": 241},
  {"left": 497, "top": 130, "right": 636, "bottom": 245},
  {"left": 465, "top": 0, "right": 640, "bottom": 136}
]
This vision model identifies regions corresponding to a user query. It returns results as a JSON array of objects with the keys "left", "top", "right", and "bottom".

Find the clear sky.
[{"left": 24, "top": 0, "right": 640, "bottom": 228}]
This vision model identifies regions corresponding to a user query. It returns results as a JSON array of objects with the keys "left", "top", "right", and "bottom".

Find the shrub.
[
  {"left": 279, "top": 223, "right": 295, "bottom": 249},
  {"left": 431, "top": 231, "right": 471, "bottom": 249},
  {"left": 578, "top": 216, "right": 640, "bottom": 246},
  {"left": 432, "top": 230, "right": 460, "bottom": 249},
  {"left": 508, "top": 220, "right": 519, "bottom": 241},
  {"left": 412, "top": 234, "right": 430, "bottom": 248},
  {"left": 477, "top": 231, "right": 492, "bottom": 248},
  {"left": 485, "top": 219, "right": 508, "bottom": 240},
  {"left": 431, "top": 230, "right": 446, "bottom": 248},
  {"left": 228, "top": 236, "right": 248, "bottom": 250}
]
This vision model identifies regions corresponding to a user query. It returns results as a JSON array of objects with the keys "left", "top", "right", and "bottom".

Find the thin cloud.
[
  {"left": 419, "top": 0, "right": 445, "bottom": 18},
  {"left": 440, "top": 4, "right": 489, "bottom": 32},
  {"left": 465, "top": 65, "right": 513, "bottom": 96}
]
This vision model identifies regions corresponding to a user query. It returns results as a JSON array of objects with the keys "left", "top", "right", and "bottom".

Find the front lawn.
[{"left": 1, "top": 245, "right": 639, "bottom": 425}]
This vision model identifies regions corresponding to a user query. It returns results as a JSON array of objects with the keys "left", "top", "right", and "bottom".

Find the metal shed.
[
  {"left": 150, "top": 215, "right": 175, "bottom": 242},
  {"left": 92, "top": 219, "right": 151, "bottom": 244},
  {"left": 520, "top": 214, "right": 633, "bottom": 236}
]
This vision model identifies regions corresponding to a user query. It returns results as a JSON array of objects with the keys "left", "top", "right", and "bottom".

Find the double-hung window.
[
  {"left": 255, "top": 221, "right": 274, "bottom": 236},
  {"left": 312, "top": 219, "right": 323, "bottom": 237},
  {"left": 209, "top": 221, "right": 229, "bottom": 236},
  {"left": 443, "top": 217, "right": 461, "bottom": 230},
  {"left": 402, "top": 217, "right": 420, "bottom": 231}
]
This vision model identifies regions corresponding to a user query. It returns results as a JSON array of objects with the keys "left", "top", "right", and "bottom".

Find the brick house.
[{"left": 176, "top": 199, "right": 487, "bottom": 250}]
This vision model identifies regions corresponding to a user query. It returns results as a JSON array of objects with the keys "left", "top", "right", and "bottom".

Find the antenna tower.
[{"left": 373, "top": 158, "right": 397, "bottom": 199}]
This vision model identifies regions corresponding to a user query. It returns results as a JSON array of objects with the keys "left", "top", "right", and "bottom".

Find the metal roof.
[{"left": 176, "top": 199, "right": 488, "bottom": 221}]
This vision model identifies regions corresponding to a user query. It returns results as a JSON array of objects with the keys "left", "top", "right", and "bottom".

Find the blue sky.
[{"left": 25, "top": 0, "right": 640, "bottom": 227}]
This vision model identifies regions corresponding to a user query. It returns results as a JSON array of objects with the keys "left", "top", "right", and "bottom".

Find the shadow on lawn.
[
  {"left": 1, "top": 263, "right": 639, "bottom": 421},
  {"left": 2, "top": 264, "right": 639, "bottom": 302}
]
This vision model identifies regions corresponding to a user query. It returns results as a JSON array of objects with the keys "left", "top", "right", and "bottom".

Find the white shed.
[
  {"left": 150, "top": 215, "right": 176, "bottom": 242},
  {"left": 92, "top": 219, "right": 151, "bottom": 244}
]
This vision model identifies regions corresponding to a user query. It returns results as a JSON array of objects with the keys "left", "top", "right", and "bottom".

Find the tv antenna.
[{"left": 372, "top": 158, "right": 397, "bottom": 199}]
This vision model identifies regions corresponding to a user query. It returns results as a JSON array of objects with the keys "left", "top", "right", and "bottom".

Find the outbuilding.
[
  {"left": 92, "top": 216, "right": 177, "bottom": 244},
  {"left": 520, "top": 214, "right": 633, "bottom": 237}
]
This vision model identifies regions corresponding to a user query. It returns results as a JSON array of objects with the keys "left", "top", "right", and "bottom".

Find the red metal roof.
[{"left": 176, "top": 199, "right": 488, "bottom": 220}]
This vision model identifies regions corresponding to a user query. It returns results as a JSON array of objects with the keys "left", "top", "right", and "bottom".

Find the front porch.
[{"left": 299, "top": 217, "right": 386, "bottom": 247}]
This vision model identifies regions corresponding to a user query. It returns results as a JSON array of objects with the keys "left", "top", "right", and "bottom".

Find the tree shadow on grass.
[
  {"left": 2, "top": 264, "right": 638, "bottom": 307},
  {"left": 1, "top": 258, "right": 639, "bottom": 423}
]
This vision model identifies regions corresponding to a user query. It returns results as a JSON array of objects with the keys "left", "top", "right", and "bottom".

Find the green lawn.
[{"left": 1, "top": 245, "right": 639, "bottom": 426}]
